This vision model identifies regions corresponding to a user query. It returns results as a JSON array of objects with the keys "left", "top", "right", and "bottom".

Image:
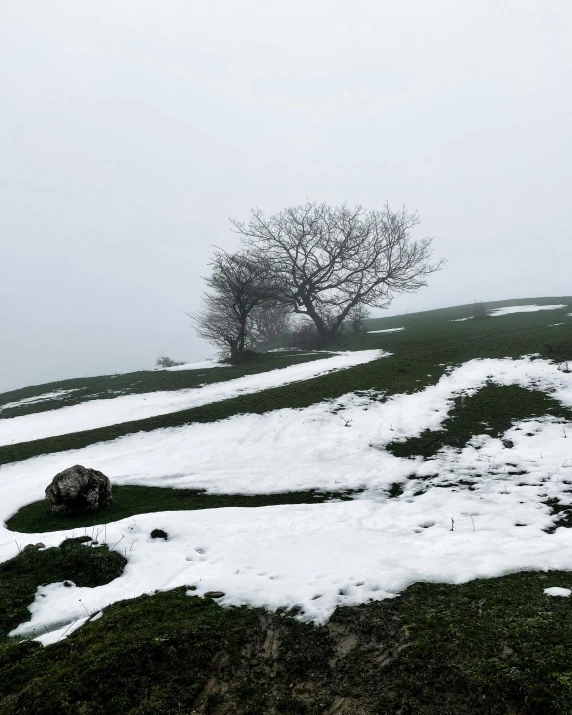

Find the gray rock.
[{"left": 45, "top": 465, "right": 112, "bottom": 515}]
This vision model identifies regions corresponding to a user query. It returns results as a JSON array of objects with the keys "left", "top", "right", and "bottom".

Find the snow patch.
[
  {"left": 161, "top": 360, "right": 229, "bottom": 372},
  {"left": 544, "top": 587, "right": 571, "bottom": 597},
  {"left": 0, "top": 389, "right": 79, "bottom": 411},
  {"left": 267, "top": 348, "right": 302, "bottom": 353},
  {"left": 488, "top": 304, "right": 567, "bottom": 317},
  {"left": 32, "top": 616, "right": 90, "bottom": 646},
  {"left": 367, "top": 327, "right": 405, "bottom": 334}
]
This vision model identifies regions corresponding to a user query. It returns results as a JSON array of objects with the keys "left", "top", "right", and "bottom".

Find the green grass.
[
  {"left": 2, "top": 302, "right": 571, "bottom": 467},
  {"left": 6, "top": 485, "right": 362, "bottom": 534},
  {"left": 0, "top": 541, "right": 126, "bottom": 641},
  {"left": 0, "top": 351, "right": 328, "bottom": 419},
  {"left": 387, "top": 384, "right": 572, "bottom": 459},
  {"left": 3, "top": 568, "right": 572, "bottom": 713}
]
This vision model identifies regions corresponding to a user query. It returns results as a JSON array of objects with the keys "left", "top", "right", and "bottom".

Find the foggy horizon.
[{"left": 2, "top": 1, "right": 571, "bottom": 393}]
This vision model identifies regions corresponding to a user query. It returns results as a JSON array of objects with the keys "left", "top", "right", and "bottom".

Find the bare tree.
[
  {"left": 232, "top": 201, "right": 444, "bottom": 345},
  {"left": 189, "top": 250, "right": 276, "bottom": 361},
  {"left": 250, "top": 301, "right": 292, "bottom": 348},
  {"left": 348, "top": 304, "right": 370, "bottom": 335},
  {"left": 190, "top": 292, "right": 247, "bottom": 361}
]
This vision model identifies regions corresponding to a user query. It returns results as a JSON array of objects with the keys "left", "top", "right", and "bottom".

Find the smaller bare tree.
[
  {"left": 190, "top": 293, "right": 247, "bottom": 361},
  {"left": 250, "top": 301, "right": 292, "bottom": 348},
  {"left": 189, "top": 250, "right": 277, "bottom": 361},
  {"left": 348, "top": 304, "right": 371, "bottom": 335}
]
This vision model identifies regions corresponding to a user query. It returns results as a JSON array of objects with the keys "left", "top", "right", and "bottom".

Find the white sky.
[{"left": 1, "top": 0, "right": 571, "bottom": 391}]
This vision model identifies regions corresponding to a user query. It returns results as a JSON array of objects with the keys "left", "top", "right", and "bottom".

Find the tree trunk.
[
  {"left": 229, "top": 337, "right": 242, "bottom": 361},
  {"left": 301, "top": 297, "right": 328, "bottom": 346},
  {"left": 324, "top": 326, "right": 342, "bottom": 346}
]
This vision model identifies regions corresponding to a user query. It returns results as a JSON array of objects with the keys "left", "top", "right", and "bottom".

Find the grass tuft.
[{"left": 0, "top": 542, "right": 126, "bottom": 640}]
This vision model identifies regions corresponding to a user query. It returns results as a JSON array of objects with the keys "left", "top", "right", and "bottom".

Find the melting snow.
[
  {"left": 367, "top": 327, "right": 405, "bottom": 334},
  {"left": 3, "top": 355, "right": 572, "bottom": 634},
  {"left": 160, "top": 360, "right": 228, "bottom": 372},
  {"left": 0, "top": 389, "right": 79, "bottom": 411},
  {"left": 0, "top": 350, "right": 386, "bottom": 447},
  {"left": 32, "top": 615, "right": 90, "bottom": 646},
  {"left": 544, "top": 587, "right": 571, "bottom": 597},
  {"left": 488, "top": 304, "right": 567, "bottom": 317}
]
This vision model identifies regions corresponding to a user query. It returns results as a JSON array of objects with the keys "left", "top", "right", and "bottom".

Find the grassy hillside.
[
  {"left": 364, "top": 295, "right": 572, "bottom": 331},
  {"left": 3, "top": 559, "right": 572, "bottom": 714},
  {"left": 2, "top": 297, "right": 572, "bottom": 714},
  {"left": 0, "top": 351, "right": 328, "bottom": 419},
  {"left": 1, "top": 298, "right": 570, "bottom": 466}
]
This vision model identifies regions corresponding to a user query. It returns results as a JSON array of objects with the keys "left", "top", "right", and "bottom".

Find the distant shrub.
[
  {"left": 348, "top": 305, "right": 371, "bottom": 335},
  {"left": 472, "top": 301, "right": 488, "bottom": 319},
  {"left": 288, "top": 321, "right": 322, "bottom": 350},
  {"left": 156, "top": 356, "right": 186, "bottom": 368}
]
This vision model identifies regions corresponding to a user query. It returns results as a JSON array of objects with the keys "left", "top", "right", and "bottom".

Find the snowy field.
[
  {"left": 2, "top": 354, "right": 572, "bottom": 640},
  {"left": 0, "top": 350, "right": 384, "bottom": 447}
]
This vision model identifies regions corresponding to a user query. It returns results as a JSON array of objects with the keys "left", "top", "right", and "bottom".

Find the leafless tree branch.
[
  {"left": 188, "top": 250, "right": 278, "bottom": 361},
  {"left": 231, "top": 201, "right": 444, "bottom": 344}
]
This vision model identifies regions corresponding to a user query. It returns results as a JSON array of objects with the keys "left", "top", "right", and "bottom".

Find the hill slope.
[{"left": 1, "top": 297, "right": 572, "bottom": 714}]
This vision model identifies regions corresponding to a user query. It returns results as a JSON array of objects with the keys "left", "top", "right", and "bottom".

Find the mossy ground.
[
  {"left": 0, "top": 541, "right": 126, "bottom": 641},
  {"left": 2, "top": 564, "right": 572, "bottom": 714},
  {"left": 6, "top": 485, "right": 361, "bottom": 534}
]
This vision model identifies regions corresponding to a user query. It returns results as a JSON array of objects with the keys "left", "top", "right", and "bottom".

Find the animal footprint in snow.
[{"left": 185, "top": 547, "right": 208, "bottom": 561}]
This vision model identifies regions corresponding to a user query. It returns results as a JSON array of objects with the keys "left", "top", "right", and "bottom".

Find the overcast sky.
[{"left": 1, "top": 1, "right": 571, "bottom": 392}]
